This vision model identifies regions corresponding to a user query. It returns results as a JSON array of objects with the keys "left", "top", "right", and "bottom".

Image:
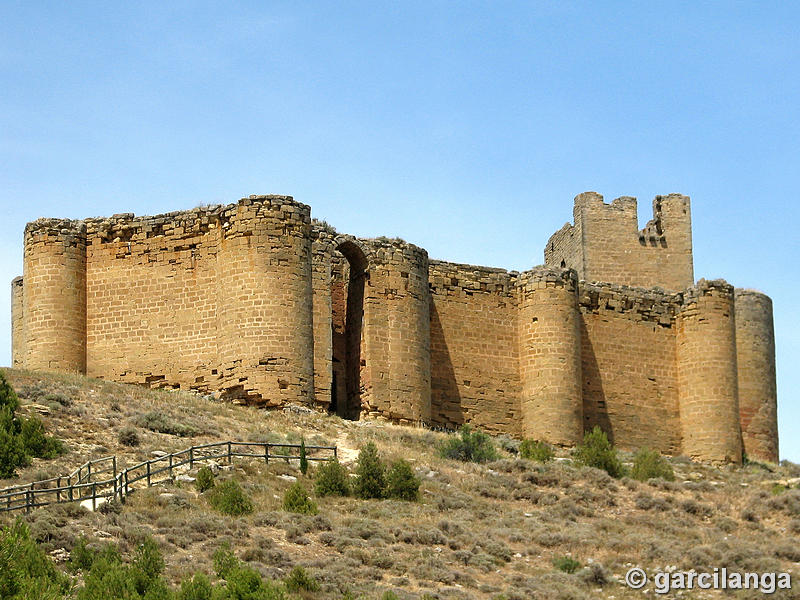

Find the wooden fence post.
[
  {"left": 92, "top": 483, "right": 96, "bottom": 511},
  {"left": 265, "top": 443, "right": 269, "bottom": 464},
  {"left": 227, "top": 442, "right": 232, "bottom": 465},
  {"left": 146, "top": 462, "right": 151, "bottom": 487},
  {"left": 189, "top": 447, "right": 194, "bottom": 468}
]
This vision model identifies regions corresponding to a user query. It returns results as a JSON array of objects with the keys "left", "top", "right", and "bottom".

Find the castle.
[{"left": 10, "top": 192, "right": 778, "bottom": 463}]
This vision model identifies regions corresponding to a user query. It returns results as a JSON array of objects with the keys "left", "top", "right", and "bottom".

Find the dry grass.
[{"left": 1, "top": 368, "right": 798, "bottom": 599}]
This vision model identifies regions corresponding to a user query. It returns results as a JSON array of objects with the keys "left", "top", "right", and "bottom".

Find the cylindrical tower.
[
  {"left": 734, "top": 289, "right": 778, "bottom": 462},
  {"left": 11, "top": 277, "right": 25, "bottom": 368},
  {"left": 216, "top": 196, "right": 315, "bottom": 406},
  {"left": 362, "top": 239, "right": 431, "bottom": 423},
  {"left": 676, "top": 280, "right": 742, "bottom": 463},
  {"left": 23, "top": 219, "right": 87, "bottom": 373},
  {"left": 517, "top": 267, "right": 583, "bottom": 446},
  {"left": 310, "top": 224, "right": 336, "bottom": 410}
]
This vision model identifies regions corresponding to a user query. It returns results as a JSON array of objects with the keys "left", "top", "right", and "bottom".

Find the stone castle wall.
[
  {"left": 578, "top": 282, "right": 683, "bottom": 455},
  {"left": 429, "top": 260, "right": 521, "bottom": 435},
  {"left": 10, "top": 192, "right": 779, "bottom": 463}
]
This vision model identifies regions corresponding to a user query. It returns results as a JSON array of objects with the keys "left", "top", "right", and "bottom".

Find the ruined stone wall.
[
  {"left": 517, "top": 268, "right": 583, "bottom": 446},
  {"left": 23, "top": 219, "right": 87, "bottom": 373},
  {"left": 735, "top": 289, "right": 778, "bottom": 462},
  {"left": 578, "top": 283, "right": 683, "bottom": 454},
  {"left": 546, "top": 192, "right": 693, "bottom": 291},
  {"left": 676, "top": 280, "right": 743, "bottom": 463},
  {"left": 546, "top": 217, "right": 583, "bottom": 274},
  {"left": 428, "top": 261, "right": 521, "bottom": 435},
  {"left": 10, "top": 277, "right": 25, "bottom": 368}
]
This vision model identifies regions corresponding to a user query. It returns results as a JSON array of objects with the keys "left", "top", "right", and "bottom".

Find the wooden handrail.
[{"left": 0, "top": 440, "right": 336, "bottom": 513}]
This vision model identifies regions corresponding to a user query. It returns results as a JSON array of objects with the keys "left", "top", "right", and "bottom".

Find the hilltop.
[{"left": 0, "top": 368, "right": 798, "bottom": 599}]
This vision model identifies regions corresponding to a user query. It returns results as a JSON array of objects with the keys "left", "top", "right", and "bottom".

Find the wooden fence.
[{"left": 0, "top": 440, "right": 337, "bottom": 514}]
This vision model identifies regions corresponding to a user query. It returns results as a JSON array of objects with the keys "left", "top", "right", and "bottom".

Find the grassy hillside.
[{"left": 1, "top": 368, "right": 798, "bottom": 599}]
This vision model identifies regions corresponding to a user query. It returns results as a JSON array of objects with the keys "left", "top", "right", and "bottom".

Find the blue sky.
[{"left": 1, "top": 2, "right": 797, "bottom": 460}]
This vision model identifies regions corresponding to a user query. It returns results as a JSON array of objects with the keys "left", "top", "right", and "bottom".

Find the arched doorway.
[{"left": 330, "top": 240, "right": 368, "bottom": 419}]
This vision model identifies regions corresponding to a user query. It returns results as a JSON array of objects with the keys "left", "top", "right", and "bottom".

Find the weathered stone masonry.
[{"left": 10, "top": 192, "right": 779, "bottom": 463}]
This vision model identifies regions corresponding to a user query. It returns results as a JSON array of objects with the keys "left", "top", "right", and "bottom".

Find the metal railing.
[{"left": 0, "top": 440, "right": 336, "bottom": 514}]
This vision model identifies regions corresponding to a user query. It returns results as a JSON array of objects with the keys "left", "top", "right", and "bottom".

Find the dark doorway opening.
[{"left": 330, "top": 241, "right": 367, "bottom": 420}]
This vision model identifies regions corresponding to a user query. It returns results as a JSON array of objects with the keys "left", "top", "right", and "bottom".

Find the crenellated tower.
[{"left": 546, "top": 192, "right": 693, "bottom": 291}]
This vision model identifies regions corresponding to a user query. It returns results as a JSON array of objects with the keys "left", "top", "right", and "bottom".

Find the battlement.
[
  {"left": 429, "top": 260, "right": 516, "bottom": 298},
  {"left": 516, "top": 266, "right": 579, "bottom": 293},
  {"left": 546, "top": 191, "right": 694, "bottom": 291},
  {"left": 78, "top": 195, "right": 309, "bottom": 244}
]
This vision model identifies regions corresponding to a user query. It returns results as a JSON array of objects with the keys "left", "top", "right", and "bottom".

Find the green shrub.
[
  {"left": 224, "top": 565, "right": 287, "bottom": 600},
  {"left": 284, "top": 565, "right": 320, "bottom": 592},
  {"left": 0, "top": 372, "right": 20, "bottom": 413},
  {"left": 73, "top": 537, "right": 170, "bottom": 600},
  {"left": 134, "top": 410, "right": 199, "bottom": 437},
  {"left": 299, "top": 438, "right": 309, "bottom": 476},
  {"left": 0, "top": 519, "right": 73, "bottom": 599},
  {"left": 20, "top": 416, "right": 64, "bottom": 459},
  {"left": 436, "top": 424, "right": 499, "bottom": 463},
  {"left": 69, "top": 537, "right": 93, "bottom": 572},
  {"left": 572, "top": 426, "right": 625, "bottom": 479},
  {"left": 382, "top": 593, "right": 400, "bottom": 600},
  {"left": 118, "top": 426, "right": 140, "bottom": 447},
  {"left": 354, "top": 442, "right": 386, "bottom": 499},
  {"left": 314, "top": 458, "right": 350, "bottom": 497},
  {"left": 553, "top": 555, "right": 581, "bottom": 574},
  {"left": 195, "top": 466, "right": 216, "bottom": 492},
  {"left": 386, "top": 459, "right": 420, "bottom": 501},
  {"left": 213, "top": 543, "right": 240, "bottom": 579},
  {"left": 178, "top": 573, "right": 213, "bottom": 600},
  {"left": 44, "top": 392, "right": 72, "bottom": 407},
  {"left": 631, "top": 447, "right": 675, "bottom": 482},
  {"left": 0, "top": 425, "right": 27, "bottom": 478},
  {"left": 78, "top": 559, "right": 136, "bottom": 600},
  {"left": 519, "top": 439, "right": 555, "bottom": 462},
  {"left": 130, "top": 538, "right": 165, "bottom": 595},
  {"left": 207, "top": 480, "right": 254, "bottom": 516},
  {"left": 283, "top": 481, "right": 318, "bottom": 515},
  {"left": 495, "top": 434, "right": 520, "bottom": 455},
  {"left": 0, "top": 373, "right": 63, "bottom": 477}
]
